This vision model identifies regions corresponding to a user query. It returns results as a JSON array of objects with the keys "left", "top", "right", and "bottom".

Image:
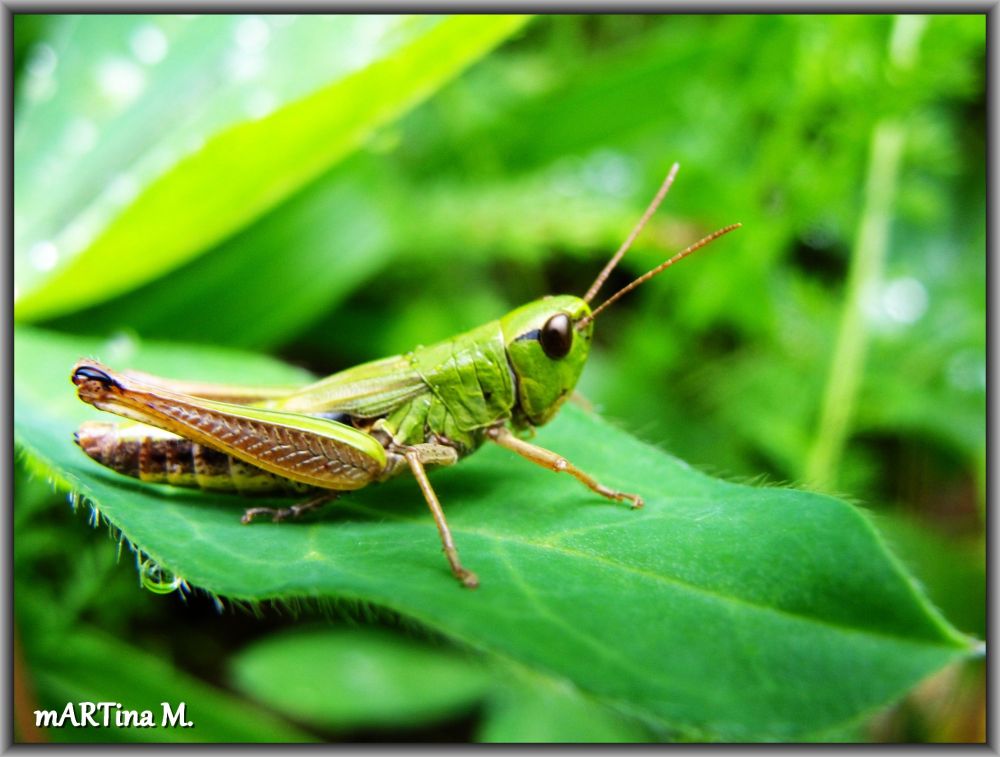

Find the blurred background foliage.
[{"left": 13, "top": 14, "right": 984, "bottom": 743}]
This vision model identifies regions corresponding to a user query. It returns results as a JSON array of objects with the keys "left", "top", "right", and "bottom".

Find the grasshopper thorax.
[{"left": 500, "top": 295, "right": 593, "bottom": 427}]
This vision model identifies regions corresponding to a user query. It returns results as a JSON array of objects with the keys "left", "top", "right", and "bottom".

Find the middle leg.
[{"left": 401, "top": 444, "right": 478, "bottom": 589}]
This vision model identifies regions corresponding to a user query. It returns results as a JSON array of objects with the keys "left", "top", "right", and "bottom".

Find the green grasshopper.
[{"left": 71, "top": 164, "right": 739, "bottom": 588}]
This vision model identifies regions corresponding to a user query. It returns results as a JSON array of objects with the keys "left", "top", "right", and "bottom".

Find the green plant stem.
[
  {"left": 804, "top": 16, "right": 927, "bottom": 491},
  {"left": 804, "top": 120, "right": 904, "bottom": 490}
]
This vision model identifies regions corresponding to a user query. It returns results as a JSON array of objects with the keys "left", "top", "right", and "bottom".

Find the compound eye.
[{"left": 540, "top": 313, "right": 572, "bottom": 359}]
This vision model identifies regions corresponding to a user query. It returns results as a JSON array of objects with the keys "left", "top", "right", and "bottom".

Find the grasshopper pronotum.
[{"left": 72, "top": 164, "right": 739, "bottom": 588}]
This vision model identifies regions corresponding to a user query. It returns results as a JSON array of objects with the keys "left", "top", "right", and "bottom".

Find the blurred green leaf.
[
  {"left": 23, "top": 626, "right": 314, "bottom": 743},
  {"left": 15, "top": 14, "right": 529, "bottom": 321},
  {"left": 231, "top": 628, "right": 489, "bottom": 730},
  {"left": 42, "top": 158, "right": 397, "bottom": 349},
  {"left": 478, "top": 673, "right": 651, "bottom": 742},
  {"left": 14, "top": 459, "right": 164, "bottom": 642},
  {"left": 15, "top": 326, "right": 974, "bottom": 740}
]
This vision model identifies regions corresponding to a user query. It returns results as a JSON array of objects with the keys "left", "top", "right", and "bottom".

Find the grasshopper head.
[
  {"left": 500, "top": 295, "right": 593, "bottom": 426},
  {"left": 499, "top": 165, "right": 741, "bottom": 429}
]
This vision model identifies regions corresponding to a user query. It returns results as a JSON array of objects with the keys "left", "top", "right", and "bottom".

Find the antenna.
[
  {"left": 577, "top": 223, "right": 742, "bottom": 329},
  {"left": 582, "top": 162, "right": 680, "bottom": 304}
]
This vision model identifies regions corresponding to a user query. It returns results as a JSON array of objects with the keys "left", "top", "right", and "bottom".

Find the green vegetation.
[{"left": 14, "top": 14, "right": 984, "bottom": 743}]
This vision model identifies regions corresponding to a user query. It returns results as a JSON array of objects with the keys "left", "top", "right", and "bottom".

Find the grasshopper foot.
[
  {"left": 454, "top": 567, "right": 480, "bottom": 590},
  {"left": 623, "top": 493, "right": 644, "bottom": 509},
  {"left": 442, "top": 546, "right": 479, "bottom": 589},
  {"left": 602, "top": 488, "right": 643, "bottom": 509},
  {"left": 240, "top": 493, "right": 336, "bottom": 524},
  {"left": 241, "top": 506, "right": 295, "bottom": 524}
]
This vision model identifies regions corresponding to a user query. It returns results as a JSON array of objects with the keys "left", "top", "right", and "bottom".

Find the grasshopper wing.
[
  {"left": 72, "top": 360, "right": 387, "bottom": 490},
  {"left": 264, "top": 354, "right": 428, "bottom": 418},
  {"left": 119, "top": 369, "right": 302, "bottom": 405}
]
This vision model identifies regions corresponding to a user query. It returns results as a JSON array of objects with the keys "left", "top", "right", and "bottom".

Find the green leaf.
[
  {"left": 231, "top": 628, "right": 489, "bottom": 730},
  {"left": 15, "top": 326, "right": 974, "bottom": 741},
  {"left": 23, "top": 625, "right": 314, "bottom": 743},
  {"left": 478, "top": 672, "right": 652, "bottom": 743},
  {"left": 15, "top": 14, "right": 529, "bottom": 321},
  {"left": 872, "top": 513, "right": 985, "bottom": 638},
  {"left": 42, "top": 160, "right": 397, "bottom": 349}
]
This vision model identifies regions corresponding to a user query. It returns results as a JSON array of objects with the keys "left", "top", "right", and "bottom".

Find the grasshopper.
[{"left": 71, "top": 164, "right": 739, "bottom": 588}]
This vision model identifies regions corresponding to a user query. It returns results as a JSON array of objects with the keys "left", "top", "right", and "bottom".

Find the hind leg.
[{"left": 241, "top": 492, "right": 339, "bottom": 524}]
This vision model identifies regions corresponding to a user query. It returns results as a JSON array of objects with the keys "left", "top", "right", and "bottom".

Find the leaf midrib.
[{"left": 320, "top": 496, "right": 971, "bottom": 652}]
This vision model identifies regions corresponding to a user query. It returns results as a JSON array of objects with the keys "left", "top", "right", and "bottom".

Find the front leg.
[{"left": 486, "top": 425, "right": 643, "bottom": 509}]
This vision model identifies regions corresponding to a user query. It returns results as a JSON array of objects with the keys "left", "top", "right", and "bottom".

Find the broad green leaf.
[
  {"left": 14, "top": 14, "right": 530, "bottom": 321},
  {"left": 231, "top": 628, "right": 489, "bottom": 730},
  {"left": 22, "top": 624, "right": 314, "bottom": 743},
  {"left": 14, "top": 326, "right": 975, "bottom": 741},
  {"left": 42, "top": 158, "right": 397, "bottom": 349},
  {"left": 39, "top": 154, "right": 653, "bottom": 350}
]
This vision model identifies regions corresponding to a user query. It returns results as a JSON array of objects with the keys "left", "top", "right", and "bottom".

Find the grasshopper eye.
[{"left": 540, "top": 313, "right": 572, "bottom": 359}]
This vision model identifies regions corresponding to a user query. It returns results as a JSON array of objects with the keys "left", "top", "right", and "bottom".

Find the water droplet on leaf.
[{"left": 139, "top": 558, "right": 183, "bottom": 594}]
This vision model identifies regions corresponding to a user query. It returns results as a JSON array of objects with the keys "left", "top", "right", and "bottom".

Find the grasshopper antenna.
[
  {"left": 582, "top": 162, "right": 680, "bottom": 304},
  {"left": 577, "top": 222, "right": 742, "bottom": 329}
]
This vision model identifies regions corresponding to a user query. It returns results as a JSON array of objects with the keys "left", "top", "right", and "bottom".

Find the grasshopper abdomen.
[{"left": 75, "top": 422, "right": 314, "bottom": 495}]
